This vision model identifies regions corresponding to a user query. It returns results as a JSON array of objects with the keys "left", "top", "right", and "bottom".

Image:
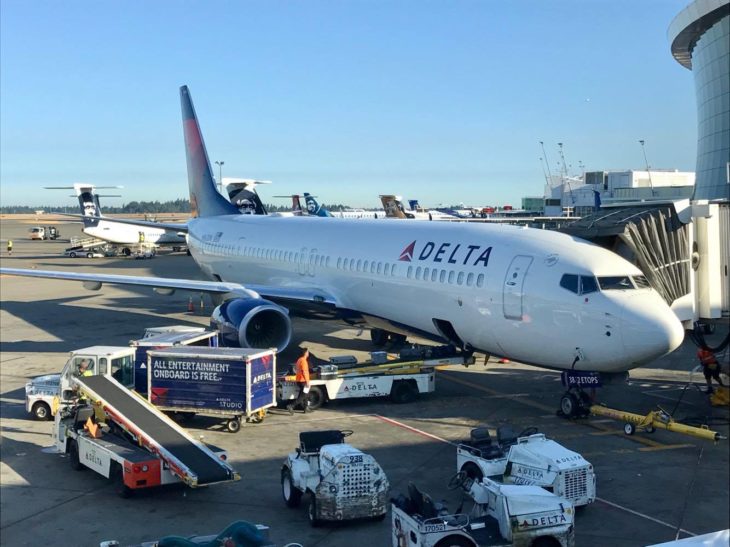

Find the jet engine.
[{"left": 211, "top": 298, "right": 292, "bottom": 353}]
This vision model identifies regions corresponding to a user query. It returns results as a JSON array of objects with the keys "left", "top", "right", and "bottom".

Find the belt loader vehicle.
[
  {"left": 278, "top": 345, "right": 473, "bottom": 409},
  {"left": 391, "top": 472, "right": 574, "bottom": 547},
  {"left": 53, "top": 347, "right": 239, "bottom": 497},
  {"left": 281, "top": 429, "right": 389, "bottom": 526},
  {"left": 457, "top": 426, "right": 595, "bottom": 507}
]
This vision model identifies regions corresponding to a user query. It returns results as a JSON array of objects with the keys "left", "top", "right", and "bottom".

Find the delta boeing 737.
[{"left": 0, "top": 86, "right": 684, "bottom": 373}]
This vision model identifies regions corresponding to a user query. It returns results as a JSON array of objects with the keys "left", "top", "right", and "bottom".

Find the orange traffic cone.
[{"left": 187, "top": 296, "right": 194, "bottom": 313}]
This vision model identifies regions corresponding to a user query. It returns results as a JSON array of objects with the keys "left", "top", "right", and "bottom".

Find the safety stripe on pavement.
[{"left": 374, "top": 415, "right": 455, "bottom": 446}]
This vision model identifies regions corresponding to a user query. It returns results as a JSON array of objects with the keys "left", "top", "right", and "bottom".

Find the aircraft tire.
[{"left": 370, "top": 329, "right": 389, "bottom": 347}]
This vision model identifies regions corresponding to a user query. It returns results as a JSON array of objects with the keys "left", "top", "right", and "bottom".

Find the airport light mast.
[{"left": 638, "top": 140, "right": 655, "bottom": 197}]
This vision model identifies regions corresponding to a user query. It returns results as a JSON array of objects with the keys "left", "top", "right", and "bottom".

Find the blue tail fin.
[
  {"left": 180, "top": 86, "right": 240, "bottom": 218},
  {"left": 303, "top": 193, "right": 332, "bottom": 217}
]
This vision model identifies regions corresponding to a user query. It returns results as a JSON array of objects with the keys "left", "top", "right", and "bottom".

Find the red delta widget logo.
[{"left": 399, "top": 240, "right": 492, "bottom": 267}]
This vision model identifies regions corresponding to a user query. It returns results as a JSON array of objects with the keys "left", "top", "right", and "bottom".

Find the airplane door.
[
  {"left": 503, "top": 255, "right": 533, "bottom": 320},
  {"left": 298, "top": 247, "right": 308, "bottom": 275}
]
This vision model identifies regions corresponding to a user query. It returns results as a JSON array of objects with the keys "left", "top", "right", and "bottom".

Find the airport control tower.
[{"left": 668, "top": 0, "right": 730, "bottom": 201}]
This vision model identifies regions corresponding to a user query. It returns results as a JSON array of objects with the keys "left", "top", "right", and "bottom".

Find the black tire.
[
  {"left": 226, "top": 418, "right": 241, "bottom": 433},
  {"left": 702, "top": 323, "right": 716, "bottom": 335},
  {"left": 68, "top": 440, "right": 84, "bottom": 471},
  {"left": 111, "top": 463, "right": 133, "bottom": 498},
  {"left": 390, "top": 380, "right": 418, "bottom": 404},
  {"left": 308, "top": 495, "right": 321, "bottom": 527},
  {"left": 434, "top": 536, "right": 475, "bottom": 547},
  {"left": 306, "top": 386, "right": 325, "bottom": 410},
  {"left": 560, "top": 393, "right": 578, "bottom": 417},
  {"left": 32, "top": 401, "right": 52, "bottom": 421},
  {"left": 531, "top": 536, "right": 562, "bottom": 547},
  {"left": 69, "top": 251, "right": 77, "bottom": 258},
  {"left": 460, "top": 462, "right": 483, "bottom": 481},
  {"left": 281, "top": 468, "right": 302, "bottom": 508},
  {"left": 624, "top": 423, "right": 636, "bottom": 435},
  {"left": 86, "top": 252, "right": 94, "bottom": 258},
  {"left": 122, "top": 247, "right": 131, "bottom": 256},
  {"left": 370, "top": 328, "right": 389, "bottom": 347}
]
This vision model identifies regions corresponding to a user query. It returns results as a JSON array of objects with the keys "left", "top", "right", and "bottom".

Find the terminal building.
[{"left": 668, "top": 0, "right": 730, "bottom": 201}]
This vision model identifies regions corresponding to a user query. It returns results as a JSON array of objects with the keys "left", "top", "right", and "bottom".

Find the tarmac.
[{"left": 1, "top": 216, "right": 728, "bottom": 546}]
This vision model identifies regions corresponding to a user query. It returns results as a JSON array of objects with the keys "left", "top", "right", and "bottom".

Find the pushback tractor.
[
  {"left": 457, "top": 425, "right": 596, "bottom": 507},
  {"left": 391, "top": 472, "right": 575, "bottom": 547},
  {"left": 281, "top": 429, "right": 389, "bottom": 526}
]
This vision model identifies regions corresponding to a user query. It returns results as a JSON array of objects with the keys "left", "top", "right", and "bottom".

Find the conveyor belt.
[{"left": 77, "top": 375, "right": 235, "bottom": 486}]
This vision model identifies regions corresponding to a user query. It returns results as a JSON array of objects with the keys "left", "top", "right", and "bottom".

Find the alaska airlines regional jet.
[
  {"left": 1, "top": 86, "right": 684, "bottom": 373},
  {"left": 50, "top": 184, "right": 187, "bottom": 251}
]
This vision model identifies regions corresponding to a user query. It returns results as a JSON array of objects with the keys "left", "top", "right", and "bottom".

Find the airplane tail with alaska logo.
[
  {"left": 303, "top": 193, "right": 332, "bottom": 217},
  {"left": 43, "top": 184, "right": 123, "bottom": 229},
  {"left": 180, "top": 85, "right": 240, "bottom": 219}
]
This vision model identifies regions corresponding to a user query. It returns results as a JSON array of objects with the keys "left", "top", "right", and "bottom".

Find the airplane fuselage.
[
  {"left": 84, "top": 219, "right": 186, "bottom": 246},
  {"left": 187, "top": 214, "right": 683, "bottom": 373}
]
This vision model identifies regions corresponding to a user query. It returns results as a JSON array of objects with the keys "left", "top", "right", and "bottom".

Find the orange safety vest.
[
  {"left": 698, "top": 348, "right": 718, "bottom": 368},
  {"left": 295, "top": 356, "right": 310, "bottom": 383}
]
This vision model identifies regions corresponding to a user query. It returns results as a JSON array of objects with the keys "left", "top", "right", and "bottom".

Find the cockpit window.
[
  {"left": 580, "top": 276, "right": 598, "bottom": 294},
  {"left": 560, "top": 274, "right": 579, "bottom": 294},
  {"left": 598, "top": 276, "right": 634, "bottom": 290},
  {"left": 632, "top": 275, "right": 651, "bottom": 289}
]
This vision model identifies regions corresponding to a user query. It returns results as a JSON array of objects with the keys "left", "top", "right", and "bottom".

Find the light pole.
[
  {"left": 214, "top": 160, "right": 225, "bottom": 194},
  {"left": 638, "top": 140, "right": 654, "bottom": 196}
]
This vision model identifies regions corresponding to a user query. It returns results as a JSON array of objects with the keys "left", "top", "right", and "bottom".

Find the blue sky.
[{"left": 1, "top": 0, "right": 695, "bottom": 209}]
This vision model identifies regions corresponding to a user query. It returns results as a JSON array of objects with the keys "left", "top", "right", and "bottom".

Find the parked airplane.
[
  {"left": 47, "top": 184, "right": 187, "bottom": 254},
  {"left": 380, "top": 195, "right": 459, "bottom": 221},
  {"left": 2, "top": 86, "right": 685, "bottom": 372},
  {"left": 302, "top": 194, "right": 384, "bottom": 219}
]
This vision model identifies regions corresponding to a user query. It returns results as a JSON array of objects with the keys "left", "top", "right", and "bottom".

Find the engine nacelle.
[{"left": 211, "top": 298, "right": 292, "bottom": 353}]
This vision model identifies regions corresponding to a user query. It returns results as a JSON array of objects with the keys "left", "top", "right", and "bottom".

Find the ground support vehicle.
[
  {"left": 146, "top": 346, "right": 277, "bottom": 433},
  {"left": 25, "top": 373, "right": 61, "bottom": 420},
  {"left": 129, "top": 328, "right": 219, "bottom": 394},
  {"left": 44, "top": 225, "right": 60, "bottom": 240},
  {"left": 24, "top": 327, "right": 218, "bottom": 421},
  {"left": 456, "top": 426, "right": 596, "bottom": 507},
  {"left": 391, "top": 472, "right": 574, "bottom": 547},
  {"left": 54, "top": 357, "right": 239, "bottom": 497},
  {"left": 28, "top": 226, "right": 46, "bottom": 240},
  {"left": 65, "top": 236, "right": 114, "bottom": 258},
  {"left": 100, "top": 521, "right": 283, "bottom": 547},
  {"left": 559, "top": 387, "right": 725, "bottom": 441},
  {"left": 278, "top": 346, "right": 473, "bottom": 409},
  {"left": 281, "top": 429, "right": 389, "bottom": 526}
]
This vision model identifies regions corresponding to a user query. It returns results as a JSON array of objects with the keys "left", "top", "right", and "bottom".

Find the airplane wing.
[
  {"left": 0, "top": 268, "right": 338, "bottom": 307},
  {"left": 56, "top": 213, "right": 188, "bottom": 233}
]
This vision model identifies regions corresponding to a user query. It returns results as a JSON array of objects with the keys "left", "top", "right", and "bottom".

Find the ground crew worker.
[
  {"left": 289, "top": 347, "right": 311, "bottom": 414},
  {"left": 697, "top": 347, "right": 725, "bottom": 393},
  {"left": 7, "top": 240, "right": 12, "bottom": 255}
]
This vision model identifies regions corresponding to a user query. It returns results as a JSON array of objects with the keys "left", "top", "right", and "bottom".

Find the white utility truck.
[
  {"left": 52, "top": 346, "right": 239, "bottom": 497},
  {"left": 281, "top": 429, "right": 389, "bottom": 526},
  {"left": 24, "top": 327, "right": 218, "bottom": 421},
  {"left": 457, "top": 426, "right": 595, "bottom": 507},
  {"left": 391, "top": 472, "right": 575, "bottom": 547},
  {"left": 278, "top": 346, "right": 473, "bottom": 409}
]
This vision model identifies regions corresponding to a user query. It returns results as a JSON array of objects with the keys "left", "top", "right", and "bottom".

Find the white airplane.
[
  {"left": 48, "top": 184, "right": 187, "bottom": 253},
  {"left": 1, "top": 86, "right": 685, "bottom": 373},
  {"left": 380, "top": 195, "right": 459, "bottom": 221}
]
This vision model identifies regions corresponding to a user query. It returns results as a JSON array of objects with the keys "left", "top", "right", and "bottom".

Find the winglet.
[{"left": 180, "top": 86, "right": 239, "bottom": 218}]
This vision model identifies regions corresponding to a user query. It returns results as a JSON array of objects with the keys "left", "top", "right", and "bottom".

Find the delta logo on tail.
[
  {"left": 399, "top": 241, "right": 416, "bottom": 261},
  {"left": 398, "top": 240, "right": 493, "bottom": 267}
]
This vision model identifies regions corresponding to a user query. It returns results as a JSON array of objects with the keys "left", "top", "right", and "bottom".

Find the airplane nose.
[{"left": 621, "top": 295, "right": 685, "bottom": 366}]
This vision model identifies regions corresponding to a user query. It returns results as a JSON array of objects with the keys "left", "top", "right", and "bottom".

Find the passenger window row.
[
  {"left": 406, "top": 265, "right": 485, "bottom": 288},
  {"left": 335, "top": 257, "right": 398, "bottom": 277}
]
